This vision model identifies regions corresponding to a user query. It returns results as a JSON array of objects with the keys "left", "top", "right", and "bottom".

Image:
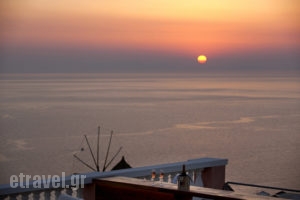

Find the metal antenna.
[
  {"left": 103, "top": 146, "right": 123, "bottom": 171},
  {"left": 74, "top": 127, "right": 124, "bottom": 173},
  {"left": 96, "top": 126, "right": 100, "bottom": 172},
  {"left": 84, "top": 135, "right": 98, "bottom": 170},
  {"left": 102, "top": 130, "right": 113, "bottom": 171},
  {"left": 73, "top": 154, "right": 96, "bottom": 171}
]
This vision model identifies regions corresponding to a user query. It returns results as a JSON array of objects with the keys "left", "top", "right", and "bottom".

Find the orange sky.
[{"left": 1, "top": 0, "right": 300, "bottom": 57}]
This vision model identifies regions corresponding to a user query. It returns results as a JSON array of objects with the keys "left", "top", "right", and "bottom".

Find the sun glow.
[
  {"left": 1, "top": 0, "right": 298, "bottom": 56},
  {"left": 197, "top": 55, "right": 207, "bottom": 64}
]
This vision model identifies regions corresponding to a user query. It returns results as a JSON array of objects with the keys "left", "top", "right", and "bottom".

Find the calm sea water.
[{"left": 0, "top": 72, "right": 299, "bottom": 189}]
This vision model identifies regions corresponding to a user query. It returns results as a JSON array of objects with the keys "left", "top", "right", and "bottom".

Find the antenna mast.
[
  {"left": 84, "top": 135, "right": 98, "bottom": 170},
  {"left": 96, "top": 126, "right": 100, "bottom": 171},
  {"left": 74, "top": 127, "right": 123, "bottom": 173},
  {"left": 103, "top": 130, "right": 113, "bottom": 171}
]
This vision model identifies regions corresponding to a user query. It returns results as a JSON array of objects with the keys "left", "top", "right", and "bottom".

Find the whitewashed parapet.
[
  {"left": 0, "top": 157, "right": 227, "bottom": 199},
  {"left": 82, "top": 157, "right": 227, "bottom": 183}
]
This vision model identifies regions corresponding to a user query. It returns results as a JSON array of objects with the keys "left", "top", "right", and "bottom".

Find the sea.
[{"left": 0, "top": 72, "right": 299, "bottom": 190}]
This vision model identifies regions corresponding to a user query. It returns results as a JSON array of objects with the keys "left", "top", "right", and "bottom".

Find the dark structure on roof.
[{"left": 111, "top": 156, "right": 132, "bottom": 171}]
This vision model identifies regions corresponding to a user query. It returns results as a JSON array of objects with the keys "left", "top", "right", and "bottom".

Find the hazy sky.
[{"left": 1, "top": 0, "right": 299, "bottom": 73}]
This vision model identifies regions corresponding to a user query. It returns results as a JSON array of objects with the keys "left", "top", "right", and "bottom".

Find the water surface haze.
[{"left": 0, "top": 72, "right": 299, "bottom": 189}]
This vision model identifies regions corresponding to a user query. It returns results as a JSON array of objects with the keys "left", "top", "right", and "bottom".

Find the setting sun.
[{"left": 197, "top": 55, "right": 207, "bottom": 64}]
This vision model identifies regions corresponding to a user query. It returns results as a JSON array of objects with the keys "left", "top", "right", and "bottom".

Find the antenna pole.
[
  {"left": 103, "top": 146, "right": 123, "bottom": 171},
  {"left": 73, "top": 154, "right": 97, "bottom": 171},
  {"left": 96, "top": 126, "right": 100, "bottom": 172},
  {"left": 103, "top": 130, "right": 113, "bottom": 171},
  {"left": 84, "top": 135, "right": 98, "bottom": 170}
]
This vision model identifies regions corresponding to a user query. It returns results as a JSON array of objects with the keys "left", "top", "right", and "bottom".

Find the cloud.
[
  {"left": 1, "top": 114, "right": 14, "bottom": 119},
  {"left": 7, "top": 139, "right": 34, "bottom": 151},
  {"left": 175, "top": 115, "right": 279, "bottom": 130},
  {"left": 0, "top": 154, "right": 10, "bottom": 162}
]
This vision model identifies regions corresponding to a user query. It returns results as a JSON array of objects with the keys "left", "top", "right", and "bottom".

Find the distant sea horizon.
[{"left": 0, "top": 71, "right": 299, "bottom": 189}]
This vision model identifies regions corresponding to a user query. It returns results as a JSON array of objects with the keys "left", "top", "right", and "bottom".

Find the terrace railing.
[{"left": 0, "top": 157, "right": 227, "bottom": 200}]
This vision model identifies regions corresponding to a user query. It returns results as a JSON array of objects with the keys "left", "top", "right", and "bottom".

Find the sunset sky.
[{"left": 1, "top": 0, "right": 299, "bottom": 73}]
